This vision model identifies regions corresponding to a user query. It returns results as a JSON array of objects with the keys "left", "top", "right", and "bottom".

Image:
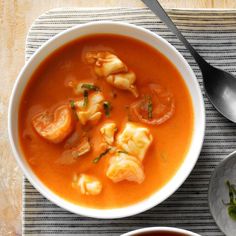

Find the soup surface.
[{"left": 19, "top": 34, "right": 193, "bottom": 209}]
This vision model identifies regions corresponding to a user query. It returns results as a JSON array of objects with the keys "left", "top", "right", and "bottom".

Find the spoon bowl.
[
  {"left": 203, "top": 65, "right": 236, "bottom": 122},
  {"left": 143, "top": 0, "right": 236, "bottom": 123}
]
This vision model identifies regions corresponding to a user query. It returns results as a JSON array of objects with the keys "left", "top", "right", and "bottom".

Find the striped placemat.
[{"left": 24, "top": 7, "right": 236, "bottom": 236}]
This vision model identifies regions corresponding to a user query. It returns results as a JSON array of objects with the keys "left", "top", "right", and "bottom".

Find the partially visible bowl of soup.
[
  {"left": 122, "top": 227, "right": 201, "bottom": 236},
  {"left": 8, "top": 22, "right": 205, "bottom": 218}
]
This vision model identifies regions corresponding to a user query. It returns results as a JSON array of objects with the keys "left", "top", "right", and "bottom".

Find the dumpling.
[
  {"left": 106, "top": 152, "right": 145, "bottom": 184},
  {"left": 75, "top": 92, "right": 104, "bottom": 125},
  {"left": 100, "top": 122, "right": 117, "bottom": 145},
  {"left": 72, "top": 174, "right": 102, "bottom": 195},
  {"left": 106, "top": 71, "right": 139, "bottom": 97},
  {"left": 85, "top": 51, "right": 138, "bottom": 97},
  {"left": 32, "top": 105, "right": 74, "bottom": 143},
  {"left": 116, "top": 122, "right": 153, "bottom": 161},
  {"left": 85, "top": 51, "right": 127, "bottom": 77}
]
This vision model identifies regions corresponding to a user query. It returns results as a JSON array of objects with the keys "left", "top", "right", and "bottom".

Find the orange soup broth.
[{"left": 19, "top": 34, "right": 194, "bottom": 209}]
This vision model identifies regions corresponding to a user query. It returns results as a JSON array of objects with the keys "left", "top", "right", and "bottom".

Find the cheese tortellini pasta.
[
  {"left": 75, "top": 93, "right": 104, "bottom": 125},
  {"left": 106, "top": 71, "right": 139, "bottom": 97},
  {"left": 72, "top": 174, "right": 102, "bottom": 195},
  {"left": 106, "top": 122, "right": 152, "bottom": 184},
  {"left": 86, "top": 51, "right": 127, "bottom": 77},
  {"left": 86, "top": 51, "right": 139, "bottom": 97},
  {"left": 106, "top": 152, "right": 145, "bottom": 184},
  {"left": 100, "top": 122, "right": 117, "bottom": 145},
  {"left": 116, "top": 122, "right": 153, "bottom": 161}
]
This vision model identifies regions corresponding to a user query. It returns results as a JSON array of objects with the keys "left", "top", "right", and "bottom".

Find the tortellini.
[
  {"left": 106, "top": 152, "right": 145, "bottom": 184},
  {"left": 106, "top": 71, "right": 139, "bottom": 97},
  {"left": 100, "top": 122, "right": 117, "bottom": 145},
  {"left": 85, "top": 51, "right": 127, "bottom": 77},
  {"left": 32, "top": 105, "right": 74, "bottom": 143},
  {"left": 106, "top": 122, "right": 152, "bottom": 184},
  {"left": 72, "top": 174, "right": 102, "bottom": 195},
  {"left": 86, "top": 51, "right": 139, "bottom": 97},
  {"left": 75, "top": 93, "right": 104, "bottom": 125},
  {"left": 116, "top": 122, "right": 153, "bottom": 161}
]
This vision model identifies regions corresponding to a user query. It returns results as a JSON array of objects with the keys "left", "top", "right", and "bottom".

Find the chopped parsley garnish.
[
  {"left": 81, "top": 83, "right": 100, "bottom": 91},
  {"left": 69, "top": 100, "right": 78, "bottom": 120},
  {"left": 103, "top": 101, "right": 111, "bottom": 117},
  {"left": 83, "top": 90, "right": 89, "bottom": 107},
  {"left": 93, "top": 148, "right": 111, "bottom": 164},
  {"left": 69, "top": 100, "right": 75, "bottom": 109},
  {"left": 147, "top": 95, "right": 153, "bottom": 120},
  {"left": 223, "top": 180, "right": 236, "bottom": 220}
]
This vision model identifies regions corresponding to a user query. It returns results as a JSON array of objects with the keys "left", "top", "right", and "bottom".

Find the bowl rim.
[
  {"left": 8, "top": 21, "right": 205, "bottom": 219},
  {"left": 121, "top": 226, "right": 202, "bottom": 236}
]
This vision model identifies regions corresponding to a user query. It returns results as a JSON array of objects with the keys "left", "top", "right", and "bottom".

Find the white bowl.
[
  {"left": 122, "top": 227, "right": 201, "bottom": 236},
  {"left": 8, "top": 21, "right": 205, "bottom": 219}
]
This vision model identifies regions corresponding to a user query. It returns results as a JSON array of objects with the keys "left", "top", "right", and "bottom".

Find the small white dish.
[
  {"left": 208, "top": 150, "right": 236, "bottom": 236},
  {"left": 122, "top": 227, "right": 201, "bottom": 236},
  {"left": 8, "top": 21, "right": 205, "bottom": 218}
]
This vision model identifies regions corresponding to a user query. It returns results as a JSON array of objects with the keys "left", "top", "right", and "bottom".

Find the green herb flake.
[
  {"left": 228, "top": 205, "right": 236, "bottom": 221},
  {"left": 83, "top": 90, "right": 89, "bottom": 107},
  {"left": 103, "top": 101, "right": 111, "bottom": 117},
  {"left": 147, "top": 95, "right": 153, "bottom": 120},
  {"left": 223, "top": 180, "right": 236, "bottom": 221},
  {"left": 69, "top": 100, "right": 75, "bottom": 109},
  {"left": 69, "top": 100, "right": 79, "bottom": 120},
  {"left": 81, "top": 83, "right": 100, "bottom": 91},
  {"left": 93, "top": 148, "right": 111, "bottom": 164}
]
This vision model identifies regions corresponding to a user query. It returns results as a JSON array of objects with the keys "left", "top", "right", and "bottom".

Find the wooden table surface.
[{"left": 1, "top": 0, "right": 236, "bottom": 235}]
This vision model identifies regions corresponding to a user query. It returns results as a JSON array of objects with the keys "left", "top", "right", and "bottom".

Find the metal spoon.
[{"left": 142, "top": 0, "right": 236, "bottom": 123}]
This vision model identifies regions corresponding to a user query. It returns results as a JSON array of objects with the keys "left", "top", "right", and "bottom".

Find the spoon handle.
[{"left": 142, "top": 0, "right": 209, "bottom": 71}]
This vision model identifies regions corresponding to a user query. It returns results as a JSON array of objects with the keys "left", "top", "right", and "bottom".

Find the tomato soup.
[{"left": 19, "top": 34, "right": 193, "bottom": 209}]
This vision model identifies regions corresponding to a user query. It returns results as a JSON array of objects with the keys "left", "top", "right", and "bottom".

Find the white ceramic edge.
[
  {"left": 8, "top": 21, "right": 205, "bottom": 219},
  {"left": 208, "top": 150, "right": 236, "bottom": 236},
  {"left": 121, "top": 227, "right": 201, "bottom": 236}
]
